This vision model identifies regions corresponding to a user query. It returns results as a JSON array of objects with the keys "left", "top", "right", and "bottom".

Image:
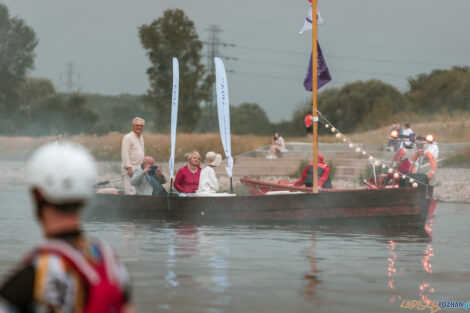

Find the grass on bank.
[{"left": 1, "top": 112, "right": 469, "bottom": 161}]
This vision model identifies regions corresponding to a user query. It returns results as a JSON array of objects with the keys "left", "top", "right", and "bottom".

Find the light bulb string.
[{"left": 315, "top": 110, "right": 428, "bottom": 186}]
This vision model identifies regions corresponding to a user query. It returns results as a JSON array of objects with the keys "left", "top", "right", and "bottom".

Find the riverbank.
[{"left": 1, "top": 160, "right": 469, "bottom": 203}]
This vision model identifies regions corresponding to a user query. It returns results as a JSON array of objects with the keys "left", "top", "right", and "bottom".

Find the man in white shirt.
[{"left": 121, "top": 117, "right": 145, "bottom": 194}]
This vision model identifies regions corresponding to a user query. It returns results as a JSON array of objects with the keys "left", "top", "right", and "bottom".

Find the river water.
[{"left": 1, "top": 184, "right": 470, "bottom": 313}]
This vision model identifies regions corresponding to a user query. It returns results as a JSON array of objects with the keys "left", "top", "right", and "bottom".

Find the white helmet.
[{"left": 27, "top": 142, "right": 97, "bottom": 205}]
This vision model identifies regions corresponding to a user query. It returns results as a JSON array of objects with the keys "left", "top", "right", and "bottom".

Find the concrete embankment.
[{"left": 1, "top": 142, "right": 469, "bottom": 203}]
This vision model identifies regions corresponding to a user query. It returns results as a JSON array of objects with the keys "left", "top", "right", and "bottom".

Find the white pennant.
[
  {"left": 299, "top": 5, "right": 324, "bottom": 34},
  {"left": 214, "top": 57, "right": 233, "bottom": 177},
  {"left": 168, "top": 58, "right": 179, "bottom": 179}
]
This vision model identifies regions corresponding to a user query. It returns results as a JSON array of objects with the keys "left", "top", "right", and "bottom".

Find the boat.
[
  {"left": 87, "top": 186, "right": 432, "bottom": 226},
  {"left": 239, "top": 177, "right": 437, "bottom": 216},
  {"left": 240, "top": 177, "right": 318, "bottom": 195}
]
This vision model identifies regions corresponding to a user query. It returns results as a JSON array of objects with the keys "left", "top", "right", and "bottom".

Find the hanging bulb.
[
  {"left": 336, "top": 133, "right": 341, "bottom": 138},
  {"left": 402, "top": 175, "right": 406, "bottom": 179},
  {"left": 362, "top": 151, "right": 367, "bottom": 156},
  {"left": 393, "top": 172, "right": 399, "bottom": 179},
  {"left": 374, "top": 161, "right": 380, "bottom": 167},
  {"left": 348, "top": 143, "right": 354, "bottom": 148},
  {"left": 325, "top": 124, "right": 329, "bottom": 128},
  {"left": 343, "top": 138, "right": 347, "bottom": 142},
  {"left": 331, "top": 127, "right": 336, "bottom": 132},
  {"left": 388, "top": 168, "right": 393, "bottom": 174},
  {"left": 409, "top": 178, "right": 415, "bottom": 183},
  {"left": 412, "top": 182, "right": 418, "bottom": 188},
  {"left": 382, "top": 164, "right": 386, "bottom": 169},
  {"left": 368, "top": 156, "right": 374, "bottom": 161},
  {"left": 355, "top": 148, "right": 361, "bottom": 153}
]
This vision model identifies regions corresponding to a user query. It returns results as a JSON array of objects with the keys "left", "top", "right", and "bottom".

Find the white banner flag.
[
  {"left": 299, "top": 5, "right": 324, "bottom": 34},
  {"left": 214, "top": 57, "right": 233, "bottom": 177},
  {"left": 168, "top": 58, "right": 179, "bottom": 179}
]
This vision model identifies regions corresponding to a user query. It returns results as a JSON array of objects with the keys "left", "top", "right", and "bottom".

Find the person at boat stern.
[
  {"left": 131, "top": 156, "right": 167, "bottom": 195},
  {"left": 293, "top": 153, "right": 332, "bottom": 189},
  {"left": 121, "top": 117, "right": 145, "bottom": 195},
  {"left": 0, "top": 142, "right": 135, "bottom": 313},
  {"left": 196, "top": 152, "right": 235, "bottom": 196},
  {"left": 174, "top": 151, "right": 202, "bottom": 194}
]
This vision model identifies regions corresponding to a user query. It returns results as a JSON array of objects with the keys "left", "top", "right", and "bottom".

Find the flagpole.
[{"left": 312, "top": 0, "right": 319, "bottom": 193}]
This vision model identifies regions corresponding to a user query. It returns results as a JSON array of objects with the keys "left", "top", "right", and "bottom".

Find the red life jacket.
[{"left": 26, "top": 240, "right": 125, "bottom": 313}]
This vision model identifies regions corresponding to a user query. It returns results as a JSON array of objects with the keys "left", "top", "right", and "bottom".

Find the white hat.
[
  {"left": 204, "top": 151, "right": 222, "bottom": 167},
  {"left": 27, "top": 142, "right": 97, "bottom": 204}
]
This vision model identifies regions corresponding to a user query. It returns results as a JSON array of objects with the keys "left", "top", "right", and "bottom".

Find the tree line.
[{"left": 1, "top": 3, "right": 469, "bottom": 137}]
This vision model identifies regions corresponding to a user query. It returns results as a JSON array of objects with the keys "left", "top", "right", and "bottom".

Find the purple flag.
[{"left": 303, "top": 41, "right": 332, "bottom": 91}]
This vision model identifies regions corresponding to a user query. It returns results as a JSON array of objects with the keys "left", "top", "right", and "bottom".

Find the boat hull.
[{"left": 86, "top": 187, "right": 432, "bottom": 226}]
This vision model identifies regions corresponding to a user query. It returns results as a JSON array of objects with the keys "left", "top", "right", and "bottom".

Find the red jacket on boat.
[{"left": 294, "top": 161, "right": 332, "bottom": 189}]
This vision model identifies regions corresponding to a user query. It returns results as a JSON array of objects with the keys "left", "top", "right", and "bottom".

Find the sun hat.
[{"left": 204, "top": 151, "right": 222, "bottom": 167}]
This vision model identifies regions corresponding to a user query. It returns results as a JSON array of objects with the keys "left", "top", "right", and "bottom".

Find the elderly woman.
[
  {"left": 196, "top": 151, "right": 234, "bottom": 197},
  {"left": 173, "top": 151, "right": 202, "bottom": 194}
]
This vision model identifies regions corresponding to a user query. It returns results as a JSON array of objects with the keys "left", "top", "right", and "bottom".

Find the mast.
[{"left": 312, "top": 0, "right": 319, "bottom": 193}]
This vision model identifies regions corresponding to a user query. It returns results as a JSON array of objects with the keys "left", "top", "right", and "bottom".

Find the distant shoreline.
[{"left": 1, "top": 160, "right": 469, "bottom": 204}]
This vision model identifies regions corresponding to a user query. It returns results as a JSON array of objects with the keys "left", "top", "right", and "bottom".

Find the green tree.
[
  {"left": 230, "top": 102, "right": 271, "bottom": 135},
  {"left": 406, "top": 66, "right": 470, "bottom": 113},
  {"left": 0, "top": 3, "right": 38, "bottom": 131},
  {"left": 139, "top": 9, "right": 213, "bottom": 132}
]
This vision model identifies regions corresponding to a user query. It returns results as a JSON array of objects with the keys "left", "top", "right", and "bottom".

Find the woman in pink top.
[{"left": 173, "top": 151, "right": 202, "bottom": 194}]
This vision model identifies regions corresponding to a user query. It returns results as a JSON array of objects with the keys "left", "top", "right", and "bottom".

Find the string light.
[{"left": 314, "top": 110, "right": 428, "bottom": 187}]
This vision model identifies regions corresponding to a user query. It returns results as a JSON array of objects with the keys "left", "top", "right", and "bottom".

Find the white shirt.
[
  {"left": 402, "top": 127, "right": 414, "bottom": 147},
  {"left": 121, "top": 131, "right": 144, "bottom": 173},
  {"left": 196, "top": 166, "right": 218, "bottom": 196},
  {"left": 426, "top": 142, "right": 439, "bottom": 160}
]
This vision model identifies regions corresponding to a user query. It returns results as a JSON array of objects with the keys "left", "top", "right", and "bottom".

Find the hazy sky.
[{"left": 2, "top": 0, "right": 470, "bottom": 121}]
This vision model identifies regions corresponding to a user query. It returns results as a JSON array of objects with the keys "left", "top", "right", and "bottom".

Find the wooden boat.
[
  {"left": 240, "top": 177, "right": 316, "bottom": 195},
  {"left": 87, "top": 186, "right": 432, "bottom": 226},
  {"left": 239, "top": 176, "right": 437, "bottom": 215}
]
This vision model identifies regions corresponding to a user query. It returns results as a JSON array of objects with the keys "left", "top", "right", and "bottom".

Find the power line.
[
  {"left": 59, "top": 62, "right": 81, "bottom": 93},
  {"left": 234, "top": 44, "right": 454, "bottom": 68},
  {"left": 203, "top": 25, "right": 236, "bottom": 132}
]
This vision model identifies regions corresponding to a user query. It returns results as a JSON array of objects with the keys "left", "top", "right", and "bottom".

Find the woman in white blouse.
[{"left": 196, "top": 151, "right": 235, "bottom": 197}]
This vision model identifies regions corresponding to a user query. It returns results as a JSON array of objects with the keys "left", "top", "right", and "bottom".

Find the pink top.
[{"left": 173, "top": 165, "right": 201, "bottom": 193}]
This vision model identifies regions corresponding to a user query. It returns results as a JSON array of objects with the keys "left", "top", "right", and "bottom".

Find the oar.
[{"left": 96, "top": 178, "right": 121, "bottom": 188}]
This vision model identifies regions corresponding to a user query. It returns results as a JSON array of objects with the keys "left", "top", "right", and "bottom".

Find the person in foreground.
[
  {"left": 131, "top": 156, "right": 167, "bottom": 195},
  {"left": 293, "top": 153, "right": 332, "bottom": 189},
  {"left": 121, "top": 117, "right": 145, "bottom": 195},
  {"left": 196, "top": 152, "right": 235, "bottom": 197},
  {"left": 0, "top": 142, "right": 134, "bottom": 313},
  {"left": 173, "top": 151, "right": 202, "bottom": 194}
]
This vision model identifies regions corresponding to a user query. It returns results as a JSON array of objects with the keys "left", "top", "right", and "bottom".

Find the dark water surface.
[{"left": 1, "top": 184, "right": 470, "bottom": 313}]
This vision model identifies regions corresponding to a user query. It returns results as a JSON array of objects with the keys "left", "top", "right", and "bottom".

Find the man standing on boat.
[
  {"left": 0, "top": 142, "right": 134, "bottom": 313},
  {"left": 122, "top": 117, "right": 145, "bottom": 195},
  {"left": 293, "top": 153, "right": 332, "bottom": 189}
]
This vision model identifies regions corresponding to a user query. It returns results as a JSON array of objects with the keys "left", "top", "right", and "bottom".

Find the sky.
[{"left": 2, "top": 0, "right": 470, "bottom": 122}]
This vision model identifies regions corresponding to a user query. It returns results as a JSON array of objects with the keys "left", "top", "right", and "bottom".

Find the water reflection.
[
  {"left": 419, "top": 217, "right": 435, "bottom": 302},
  {"left": 302, "top": 232, "right": 321, "bottom": 306}
]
